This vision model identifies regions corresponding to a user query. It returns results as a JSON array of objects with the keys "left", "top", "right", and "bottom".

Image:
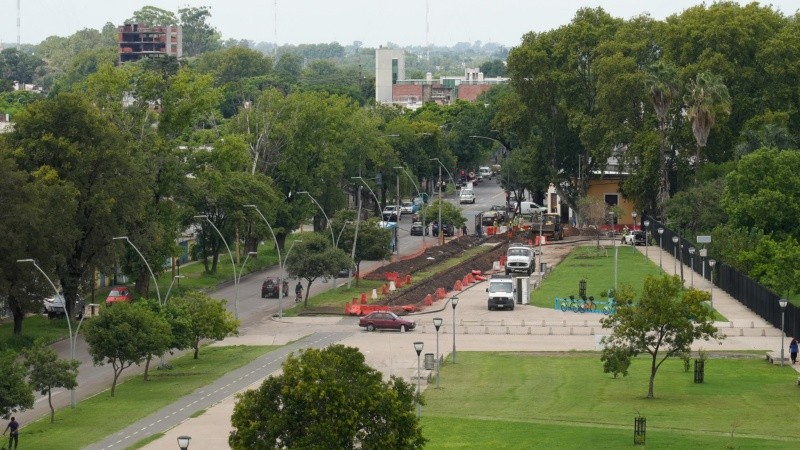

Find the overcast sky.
[{"left": 2, "top": 1, "right": 798, "bottom": 48}]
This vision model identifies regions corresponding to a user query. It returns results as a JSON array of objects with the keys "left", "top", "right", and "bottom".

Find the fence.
[{"left": 644, "top": 218, "right": 799, "bottom": 338}]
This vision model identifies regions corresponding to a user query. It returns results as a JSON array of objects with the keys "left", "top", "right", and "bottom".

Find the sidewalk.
[{"left": 123, "top": 240, "right": 800, "bottom": 448}]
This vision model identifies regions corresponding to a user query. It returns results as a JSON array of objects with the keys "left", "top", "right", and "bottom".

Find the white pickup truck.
[{"left": 505, "top": 244, "right": 536, "bottom": 276}]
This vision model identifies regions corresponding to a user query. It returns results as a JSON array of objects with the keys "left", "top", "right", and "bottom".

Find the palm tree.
[
  {"left": 684, "top": 72, "right": 731, "bottom": 185},
  {"left": 646, "top": 61, "right": 678, "bottom": 217}
]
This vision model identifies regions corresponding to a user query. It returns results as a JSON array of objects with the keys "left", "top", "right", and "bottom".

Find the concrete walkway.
[{"left": 119, "top": 240, "right": 800, "bottom": 449}]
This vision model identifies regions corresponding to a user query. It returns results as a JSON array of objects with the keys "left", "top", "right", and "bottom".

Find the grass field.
[
  {"left": 20, "top": 345, "right": 274, "bottom": 450},
  {"left": 422, "top": 352, "right": 800, "bottom": 449}
]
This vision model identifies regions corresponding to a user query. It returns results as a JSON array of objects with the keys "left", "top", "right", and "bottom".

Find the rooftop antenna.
[
  {"left": 425, "top": 0, "right": 430, "bottom": 61},
  {"left": 17, "top": 0, "right": 21, "bottom": 51}
]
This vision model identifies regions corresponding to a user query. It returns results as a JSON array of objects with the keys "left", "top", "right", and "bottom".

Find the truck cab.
[
  {"left": 505, "top": 244, "right": 535, "bottom": 276},
  {"left": 486, "top": 275, "right": 515, "bottom": 310}
]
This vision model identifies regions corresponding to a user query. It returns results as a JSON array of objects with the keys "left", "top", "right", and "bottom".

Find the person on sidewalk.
[
  {"left": 3, "top": 417, "right": 19, "bottom": 449},
  {"left": 295, "top": 281, "right": 303, "bottom": 303},
  {"left": 789, "top": 338, "right": 798, "bottom": 364}
]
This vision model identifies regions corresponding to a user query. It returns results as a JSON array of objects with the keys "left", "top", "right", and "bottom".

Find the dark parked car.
[
  {"left": 410, "top": 221, "right": 429, "bottom": 236},
  {"left": 359, "top": 311, "right": 416, "bottom": 332},
  {"left": 432, "top": 222, "right": 455, "bottom": 237},
  {"left": 623, "top": 230, "right": 647, "bottom": 246},
  {"left": 261, "top": 278, "right": 289, "bottom": 298}
]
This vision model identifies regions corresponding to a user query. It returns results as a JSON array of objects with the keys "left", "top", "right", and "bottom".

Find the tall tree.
[
  {"left": 646, "top": 61, "right": 679, "bottom": 213},
  {"left": 23, "top": 340, "right": 80, "bottom": 423},
  {"left": 285, "top": 233, "right": 352, "bottom": 306},
  {"left": 178, "top": 6, "right": 221, "bottom": 57},
  {"left": 229, "top": 345, "right": 426, "bottom": 449},
  {"left": 601, "top": 275, "right": 719, "bottom": 399},
  {"left": 171, "top": 291, "right": 239, "bottom": 359},
  {"left": 127, "top": 6, "right": 178, "bottom": 26},
  {"left": 684, "top": 72, "right": 731, "bottom": 184}
]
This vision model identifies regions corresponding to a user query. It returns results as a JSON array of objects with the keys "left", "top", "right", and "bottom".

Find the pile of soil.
[{"left": 363, "top": 235, "right": 510, "bottom": 309}]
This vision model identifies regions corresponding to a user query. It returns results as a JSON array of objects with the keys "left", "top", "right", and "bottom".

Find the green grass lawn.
[
  {"left": 0, "top": 315, "right": 73, "bottom": 351},
  {"left": 20, "top": 345, "right": 274, "bottom": 450},
  {"left": 532, "top": 245, "right": 727, "bottom": 320},
  {"left": 422, "top": 352, "right": 800, "bottom": 449}
]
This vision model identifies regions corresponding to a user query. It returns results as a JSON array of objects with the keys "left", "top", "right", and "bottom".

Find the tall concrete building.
[
  {"left": 375, "top": 48, "right": 405, "bottom": 103},
  {"left": 118, "top": 23, "right": 182, "bottom": 64}
]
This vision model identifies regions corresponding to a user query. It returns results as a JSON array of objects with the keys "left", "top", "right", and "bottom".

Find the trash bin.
[
  {"left": 424, "top": 353, "right": 435, "bottom": 370},
  {"left": 540, "top": 262, "right": 548, "bottom": 273}
]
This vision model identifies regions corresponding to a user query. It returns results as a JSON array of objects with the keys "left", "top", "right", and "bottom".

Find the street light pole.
[
  {"left": 394, "top": 166, "right": 425, "bottom": 247},
  {"left": 433, "top": 317, "right": 443, "bottom": 388},
  {"left": 351, "top": 176, "right": 381, "bottom": 215},
  {"left": 672, "top": 235, "right": 679, "bottom": 276},
  {"left": 194, "top": 215, "right": 240, "bottom": 319},
  {"left": 17, "top": 259, "right": 84, "bottom": 408},
  {"left": 297, "top": 191, "right": 336, "bottom": 245},
  {"left": 779, "top": 299, "right": 788, "bottom": 367},
  {"left": 688, "top": 247, "right": 696, "bottom": 287},
  {"left": 451, "top": 296, "right": 459, "bottom": 363},
  {"left": 708, "top": 259, "right": 716, "bottom": 310},
  {"left": 631, "top": 212, "right": 637, "bottom": 253},
  {"left": 658, "top": 227, "right": 664, "bottom": 269},
  {"left": 164, "top": 275, "right": 185, "bottom": 305},
  {"left": 113, "top": 236, "right": 161, "bottom": 304},
  {"left": 243, "top": 205, "right": 283, "bottom": 301},
  {"left": 643, "top": 219, "right": 650, "bottom": 261},
  {"left": 413, "top": 341, "right": 424, "bottom": 417}
]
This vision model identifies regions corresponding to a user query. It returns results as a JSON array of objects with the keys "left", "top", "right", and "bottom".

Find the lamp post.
[
  {"left": 177, "top": 435, "right": 191, "bottom": 450},
  {"left": 433, "top": 317, "right": 443, "bottom": 388},
  {"left": 413, "top": 341, "right": 424, "bottom": 417},
  {"left": 451, "top": 296, "right": 459, "bottom": 363},
  {"left": 113, "top": 236, "right": 161, "bottom": 304},
  {"left": 688, "top": 247, "right": 696, "bottom": 287},
  {"left": 297, "top": 191, "right": 336, "bottom": 245},
  {"left": 164, "top": 275, "right": 185, "bottom": 305},
  {"left": 779, "top": 299, "right": 788, "bottom": 367},
  {"left": 609, "top": 211, "right": 618, "bottom": 291},
  {"left": 351, "top": 176, "right": 382, "bottom": 214},
  {"left": 17, "top": 259, "right": 84, "bottom": 408},
  {"left": 430, "top": 158, "right": 445, "bottom": 245},
  {"left": 335, "top": 221, "right": 353, "bottom": 248},
  {"left": 281, "top": 239, "right": 302, "bottom": 315},
  {"left": 237, "top": 250, "right": 258, "bottom": 291},
  {"left": 394, "top": 166, "right": 426, "bottom": 247},
  {"left": 631, "top": 212, "right": 638, "bottom": 252},
  {"left": 243, "top": 204, "right": 284, "bottom": 300},
  {"left": 708, "top": 259, "right": 716, "bottom": 310},
  {"left": 657, "top": 227, "right": 664, "bottom": 269},
  {"left": 643, "top": 219, "right": 650, "bottom": 260},
  {"left": 194, "top": 215, "right": 240, "bottom": 319},
  {"left": 671, "top": 235, "right": 679, "bottom": 276}
]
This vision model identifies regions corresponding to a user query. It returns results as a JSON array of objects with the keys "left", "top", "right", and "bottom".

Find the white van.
[
  {"left": 516, "top": 201, "right": 547, "bottom": 216},
  {"left": 459, "top": 189, "right": 476, "bottom": 204},
  {"left": 479, "top": 166, "right": 493, "bottom": 180}
]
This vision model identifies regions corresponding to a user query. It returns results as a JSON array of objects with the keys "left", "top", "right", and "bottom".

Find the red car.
[
  {"left": 359, "top": 311, "right": 416, "bottom": 332},
  {"left": 105, "top": 286, "right": 132, "bottom": 306}
]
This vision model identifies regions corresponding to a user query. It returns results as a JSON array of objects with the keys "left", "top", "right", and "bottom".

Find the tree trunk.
[
  {"left": 144, "top": 355, "right": 152, "bottom": 381},
  {"left": 695, "top": 142, "right": 702, "bottom": 186},
  {"left": 111, "top": 370, "right": 120, "bottom": 397},
  {"left": 48, "top": 389, "right": 55, "bottom": 423},
  {"left": 11, "top": 298, "right": 24, "bottom": 335},
  {"left": 136, "top": 267, "right": 150, "bottom": 298},
  {"left": 194, "top": 339, "right": 200, "bottom": 359},
  {"left": 648, "top": 357, "right": 657, "bottom": 399},
  {"left": 657, "top": 121, "right": 670, "bottom": 217}
]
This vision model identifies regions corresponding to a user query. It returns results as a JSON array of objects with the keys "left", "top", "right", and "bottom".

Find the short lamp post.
[
  {"left": 631, "top": 212, "right": 638, "bottom": 253},
  {"left": 451, "top": 296, "right": 459, "bottom": 363},
  {"left": 688, "top": 247, "right": 696, "bottom": 287},
  {"left": 433, "top": 317, "right": 443, "bottom": 388},
  {"left": 780, "top": 299, "right": 788, "bottom": 367},
  {"left": 671, "top": 235, "right": 679, "bottom": 276},
  {"left": 657, "top": 227, "right": 665, "bottom": 269},
  {"left": 643, "top": 219, "right": 651, "bottom": 260},
  {"left": 413, "top": 341, "right": 424, "bottom": 417},
  {"left": 708, "top": 259, "right": 716, "bottom": 310},
  {"left": 177, "top": 435, "right": 191, "bottom": 450}
]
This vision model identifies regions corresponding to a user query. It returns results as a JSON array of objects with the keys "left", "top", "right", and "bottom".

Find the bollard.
[{"left": 634, "top": 416, "right": 646, "bottom": 445}]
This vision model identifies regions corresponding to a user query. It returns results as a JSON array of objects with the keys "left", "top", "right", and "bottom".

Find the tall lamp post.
[
  {"left": 413, "top": 341, "right": 424, "bottom": 417},
  {"left": 779, "top": 299, "right": 788, "bottom": 367},
  {"left": 297, "top": 191, "right": 336, "bottom": 245},
  {"left": 609, "top": 211, "right": 618, "bottom": 290},
  {"left": 17, "top": 259, "right": 84, "bottom": 408},
  {"left": 113, "top": 236, "right": 161, "bottom": 304},
  {"left": 671, "top": 235, "right": 679, "bottom": 276},
  {"left": 243, "top": 204, "right": 283, "bottom": 301},
  {"left": 451, "top": 296, "right": 459, "bottom": 363},
  {"left": 433, "top": 317, "right": 443, "bottom": 388},
  {"left": 351, "top": 176, "right": 382, "bottom": 214},
  {"left": 631, "top": 212, "right": 637, "bottom": 252},
  {"left": 194, "top": 215, "right": 240, "bottom": 319},
  {"left": 708, "top": 259, "right": 716, "bottom": 310},
  {"left": 688, "top": 247, "right": 696, "bottom": 287},
  {"left": 657, "top": 227, "right": 665, "bottom": 269},
  {"left": 643, "top": 219, "right": 650, "bottom": 261},
  {"left": 394, "top": 166, "right": 426, "bottom": 247}
]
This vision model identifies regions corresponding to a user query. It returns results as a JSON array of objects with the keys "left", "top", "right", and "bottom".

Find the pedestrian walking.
[
  {"left": 790, "top": 338, "right": 798, "bottom": 364},
  {"left": 295, "top": 281, "right": 303, "bottom": 303},
  {"left": 462, "top": 224, "right": 468, "bottom": 236},
  {"left": 3, "top": 417, "right": 19, "bottom": 450}
]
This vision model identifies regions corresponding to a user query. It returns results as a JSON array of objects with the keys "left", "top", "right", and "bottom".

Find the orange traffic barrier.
[
  {"left": 463, "top": 275, "right": 469, "bottom": 285},
  {"left": 472, "top": 269, "right": 482, "bottom": 275},
  {"left": 405, "top": 274, "right": 412, "bottom": 284},
  {"left": 396, "top": 279, "right": 404, "bottom": 289},
  {"left": 360, "top": 293, "right": 367, "bottom": 303},
  {"left": 350, "top": 304, "right": 362, "bottom": 316},
  {"left": 381, "top": 284, "right": 389, "bottom": 295},
  {"left": 475, "top": 274, "right": 487, "bottom": 281},
  {"left": 499, "top": 255, "right": 506, "bottom": 266},
  {"left": 454, "top": 280, "right": 463, "bottom": 291},
  {"left": 436, "top": 288, "right": 446, "bottom": 299},
  {"left": 344, "top": 303, "right": 351, "bottom": 315},
  {"left": 401, "top": 305, "right": 417, "bottom": 312},
  {"left": 467, "top": 273, "right": 475, "bottom": 283},
  {"left": 424, "top": 294, "right": 433, "bottom": 305}
]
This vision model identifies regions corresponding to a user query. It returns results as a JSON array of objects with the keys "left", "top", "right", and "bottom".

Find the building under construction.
[{"left": 117, "top": 23, "right": 182, "bottom": 64}]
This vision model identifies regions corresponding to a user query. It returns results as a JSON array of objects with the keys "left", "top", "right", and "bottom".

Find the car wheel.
[
  {"left": 366, "top": 323, "right": 375, "bottom": 332},
  {"left": 400, "top": 324, "right": 407, "bottom": 333}
]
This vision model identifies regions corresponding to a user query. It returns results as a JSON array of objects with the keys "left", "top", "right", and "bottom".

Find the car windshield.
[
  {"left": 402, "top": 202, "right": 413, "bottom": 207},
  {"left": 508, "top": 248, "right": 531, "bottom": 257},
  {"left": 489, "top": 282, "right": 513, "bottom": 293},
  {"left": 109, "top": 289, "right": 126, "bottom": 296}
]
